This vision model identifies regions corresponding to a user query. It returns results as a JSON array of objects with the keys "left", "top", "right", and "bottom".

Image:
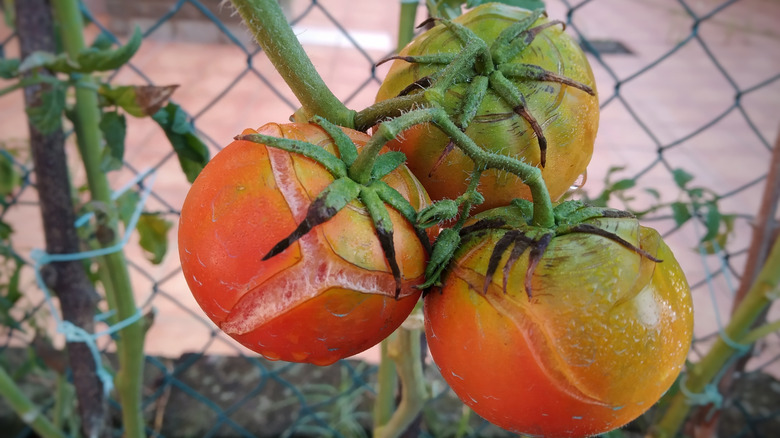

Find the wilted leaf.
[
  {"left": 137, "top": 214, "right": 172, "bottom": 265},
  {"left": 18, "top": 51, "right": 77, "bottom": 73},
  {"left": 152, "top": 103, "right": 209, "bottom": 183},
  {"left": 99, "top": 84, "right": 178, "bottom": 117},
  {"left": 25, "top": 83, "right": 66, "bottom": 134},
  {"left": 99, "top": 111, "right": 126, "bottom": 172}
]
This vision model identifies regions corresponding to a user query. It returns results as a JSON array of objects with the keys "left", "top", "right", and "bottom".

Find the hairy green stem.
[
  {"left": 648, "top": 236, "right": 780, "bottom": 438},
  {"left": 359, "top": 107, "right": 554, "bottom": 227},
  {"left": 374, "top": 326, "right": 427, "bottom": 438},
  {"left": 52, "top": 1, "right": 146, "bottom": 437},
  {"left": 373, "top": 335, "right": 399, "bottom": 431},
  {"left": 0, "top": 365, "right": 67, "bottom": 438},
  {"left": 230, "top": 0, "right": 356, "bottom": 127},
  {"left": 354, "top": 92, "right": 429, "bottom": 132}
]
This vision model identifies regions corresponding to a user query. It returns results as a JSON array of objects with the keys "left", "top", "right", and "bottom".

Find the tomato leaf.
[
  {"left": 644, "top": 188, "right": 660, "bottom": 200},
  {"left": 611, "top": 178, "right": 635, "bottom": 191},
  {"left": 75, "top": 27, "right": 142, "bottom": 73},
  {"left": 467, "top": 0, "right": 545, "bottom": 10},
  {"left": 99, "top": 84, "right": 178, "bottom": 118},
  {"left": 17, "top": 51, "right": 78, "bottom": 73},
  {"left": 26, "top": 83, "right": 66, "bottom": 134},
  {"left": 0, "top": 151, "right": 21, "bottom": 199},
  {"left": 115, "top": 190, "right": 141, "bottom": 227},
  {"left": 136, "top": 213, "right": 172, "bottom": 265},
  {"left": 0, "top": 58, "right": 20, "bottom": 79},
  {"left": 152, "top": 103, "right": 209, "bottom": 183},
  {"left": 99, "top": 111, "right": 126, "bottom": 172},
  {"left": 670, "top": 202, "right": 691, "bottom": 226},
  {"left": 672, "top": 168, "right": 694, "bottom": 189},
  {"left": 700, "top": 201, "right": 721, "bottom": 244}
]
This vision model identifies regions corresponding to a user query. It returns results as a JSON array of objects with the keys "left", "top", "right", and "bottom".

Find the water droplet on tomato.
[{"left": 570, "top": 170, "right": 587, "bottom": 190}]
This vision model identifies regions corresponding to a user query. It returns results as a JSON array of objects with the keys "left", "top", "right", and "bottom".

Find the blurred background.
[{"left": 1, "top": 0, "right": 779, "bottom": 436}]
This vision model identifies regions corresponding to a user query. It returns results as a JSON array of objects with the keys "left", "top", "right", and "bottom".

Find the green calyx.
[
  {"left": 373, "top": 8, "right": 595, "bottom": 167},
  {"left": 422, "top": 200, "right": 661, "bottom": 291},
  {"left": 236, "top": 116, "right": 430, "bottom": 298}
]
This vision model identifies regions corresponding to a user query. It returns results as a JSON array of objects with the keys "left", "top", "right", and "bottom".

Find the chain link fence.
[{"left": 1, "top": 0, "right": 779, "bottom": 436}]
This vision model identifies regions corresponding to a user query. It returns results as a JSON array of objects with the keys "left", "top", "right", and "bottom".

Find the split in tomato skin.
[
  {"left": 178, "top": 123, "right": 430, "bottom": 366},
  {"left": 424, "top": 211, "right": 693, "bottom": 437},
  {"left": 375, "top": 3, "right": 599, "bottom": 213}
]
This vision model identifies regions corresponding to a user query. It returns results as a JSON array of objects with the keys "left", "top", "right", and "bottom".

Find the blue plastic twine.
[{"left": 30, "top": 168, "right": 157, "bottom": 396}]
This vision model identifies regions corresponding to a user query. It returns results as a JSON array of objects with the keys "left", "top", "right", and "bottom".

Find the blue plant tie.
[{"left": 30, "top": 169, "right": 156, "bottom": 396}]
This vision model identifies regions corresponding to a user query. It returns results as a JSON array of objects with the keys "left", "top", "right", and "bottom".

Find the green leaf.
[
  {"left": 99, "top": 84, "right": 178, "bottom": 118},
  {"left": 3, "top": 0, "right": 15, "bottom": 28},
  {"left": 671, "top": 202, "right": 691, "bottom": 226},
  {"left": 467, "top": 0, "right": 545, "bottom": 10},
  {"left": 25, "top": 83, "right": 66, "bottom": 134},
  {"left": 0, "top": 220, "right": 11, "bottom": 240},
  {"left": 0, "top": 58, "right": 20, "bottom": 79},
  {"left": 0, "top": 151, "right": 21, "bottom": 198},
  {"left": 136, "top": 213, "right": 172, "bottom": 265},
  {"left": 611, "top": 178, "right": 635, "bottom": 191},
  {"left": 672, "top": 168, "right": 694, "bottom": 189},
  {"left": 152, "top": 103, "right": 209, "bottom": 183},
  {"left": 700, "top": 201, "right": 721, "bottom": 243},
  {"left": 76, "top": 27, "right": 142, "bottom": 73},
  {"left": 644, "top": 188, "right": 661, "bottom": 199},
  {"left": 17, "top": 51, "right": 77, "bottom": 73},
  {"left": 90, "top": 32, "right": 114, "bottom": 51},
  {"left": 115, "top": 190, "right": 141, "bottom": 227},
  {"left": 99, "top": 111, "right": 126, "bottom": 172}
]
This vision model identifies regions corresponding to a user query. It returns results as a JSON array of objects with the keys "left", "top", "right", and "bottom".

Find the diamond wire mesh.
[{"left": 1, "top": 0, "right": 779, "bottom": 436}]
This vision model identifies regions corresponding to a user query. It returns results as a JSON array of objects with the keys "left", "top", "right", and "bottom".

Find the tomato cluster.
[{"left": 179, "top": 3, "right": 693, "bottom": 437}]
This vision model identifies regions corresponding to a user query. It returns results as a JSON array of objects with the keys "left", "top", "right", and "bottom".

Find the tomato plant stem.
[
  {"left": 363, "top": 107, "right": 554, "bottom": 227},
  {"left": 397, "top": 0, "right": 420, "bottom": 50},
  {"left": 0, "top": 365, "right": 67, "bottom": 438},
  {"left": 52, "top": 1, "right": 146, "bottom": 437},
  {"left": 353, "top": 92, "right": 429, "bottom": 132},
  {"left": 649, "top": 236, "right": 780, "bottom": 438},
  {"left": 373, "top": 335, "right": 399, "bottom": 430},
  {"left": 374, "top": 326, "right": 427, "bottom": 438},
  {"left": 230, "top": 0, "right": 356, "bottom": 127}
]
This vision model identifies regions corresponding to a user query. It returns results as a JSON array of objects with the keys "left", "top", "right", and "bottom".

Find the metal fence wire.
[{"left": 1, "top": 0, "right": 780, "bottom": 437}]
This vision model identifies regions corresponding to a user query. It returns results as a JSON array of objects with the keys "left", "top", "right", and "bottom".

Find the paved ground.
[{"left": 2, "top": 0, "right": 779, "bottom": 375}]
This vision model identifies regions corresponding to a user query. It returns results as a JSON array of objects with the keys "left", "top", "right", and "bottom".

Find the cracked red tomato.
[
  {"left": 376, "top": 3, "right": 598, "bottom": 213},
  {"left": 424, "top": 210, "right": 693, "bottom": 437},
  {"left": 179, "top": 122, "right": 430, "bottom": 366}
]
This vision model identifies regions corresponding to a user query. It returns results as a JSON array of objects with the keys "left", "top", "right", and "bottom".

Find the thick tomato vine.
[
  {"left": 424, "top": 203, "right": 694, "bottom": 437},
  {"left": 375, "top": 3, "right": 599, "bottom": 213},
  {"left": 179, "top": 122, "right": 431, "bottom": 366}
]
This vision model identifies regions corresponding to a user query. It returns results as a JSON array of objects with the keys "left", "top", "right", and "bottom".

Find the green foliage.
[
  {"left": 0, "top": 58, "right": 20, "bottom": 79},
  {"left": 467, "top": 0, "right": 545, "bottom": 10},
  {"left": 152, "top": 103, "right": 210, "bottom": 183},
  {"left": 581, "top": 166, "right": 735, "bottom": 254},
  {"left": 136, "top": 214, "right": 173, "bottom": 265},
  {"left": 18, "top": 27, "right": 142, "bottom": 74},
  {"left": 427, "top": 0, "right": 545, "bottom": 18},
  {"left": 99, "top": 84, "right": 178, "bottom": 118},
  {"left": 0, "top": 150, "right": 21, "bottom": 201},
  {"left": 99, "top": 110, "right": 126, "bottom": 172},
  {"left": 25, "top": 83, "right": 66, "bottom": 134}
]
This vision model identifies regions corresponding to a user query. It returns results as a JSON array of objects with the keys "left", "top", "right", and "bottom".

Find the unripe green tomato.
[{"left": 376, "top": 3, "right": 598, "bottom": 213}]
